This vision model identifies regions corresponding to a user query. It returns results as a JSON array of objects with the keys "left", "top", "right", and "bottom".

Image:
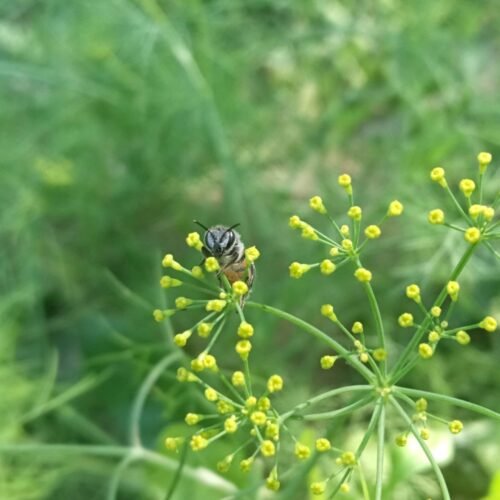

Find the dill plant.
[{"left": 155, "top": 153, "right": 500, "bottom": 499}]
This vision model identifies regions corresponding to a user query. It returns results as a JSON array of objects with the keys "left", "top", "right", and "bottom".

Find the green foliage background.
[{"left": 1, "top": 0, "right": 499, "bottom": 499}]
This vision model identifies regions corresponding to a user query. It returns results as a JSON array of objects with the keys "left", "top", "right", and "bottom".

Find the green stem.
[
  {"left": 394, "top": 387, "right": 500, "bottom": 421},
  {"left": 355, "top": 399, "right": 382, "bottom": 457},
  {"left": 280, "top": 385, "right": 372, "bottom": 421},
  {"left": 390, "top": 244, "right": 476, "bottom": 383},
  {"left": 375, "top": 404, "right": 385, "bottom": 500},
  {"left": 389, "top": 397, "right": 450, "bottom": 500},
  {"left": 245, "top": 302, "right": 375, "bottom": 382},
  {"left": 303, "top": 395, "right": 374, "bottom": 421},
  {"left": 129, "top": 352, "right": 181, "bottom": 446}
]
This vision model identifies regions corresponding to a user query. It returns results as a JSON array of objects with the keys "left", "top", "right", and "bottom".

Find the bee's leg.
[{"left": 199, "top": 246, "right": 211, "bottom": 267}]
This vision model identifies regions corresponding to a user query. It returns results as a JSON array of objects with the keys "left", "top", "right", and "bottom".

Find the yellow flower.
[
  {"left": 174, "top": 330, "right": 192, "bottom": 347},
  {"left": 395, "top": 434, "right": 408, "bottom": 447},
  {"left": 398, "top": 313, "right": 414, "bottom": 328},
  {"left": 320, "top": 355, "right": 336, "bottom": 369},
  {"left": 235, "top": 340, "right": 252, "bottom": 359},
  {"left": 206, "top": 299, "right": 227, "bottom": 312},
  {"left": 217, "top": 400, "right": 234, "bottom": 414},
  {"left": 265, "top": 421, "right": 279, "bottom": 440},
  {"left": 321, "top": 304, "right": 337, "bottom": 321},
  {"left": 446, "top": 281, "right": 460, "bottom": 301},
  {"left": 415, "top": 398, "right": 428, "bottom": 412},
  {"left": 289, "top": 262, "right": 311, "bottom": 279},
  {"left": 483, "top": 206, "right": 495, "bottom": 221},
  {"left": 301, "top": 223, "right": 319, "bottom": 240},
  {"left": 406, "top": 284, "right": 421, "bottom": 302},
  {"left": 250, "top": 411, "right": 267, "bottom": 426},
  {"left": 354, "top": 267, "right": 372, "bottom": 282},
  {"left": 430, "top": 167, "right": 447, "bottom": 187},
  {"left": 245, "top": 246, "right": 260, "bottom": 262},
  {"left": 459, "top": 178, "right": 476, "bottom": 197},
  {"left": 315, "top": 438, "right": 331, "bottom": 452},
  {"left": 217, "top": 455, "right": 234, "bottom": 473},
  {"left": 310, "top": 482, "right": 326, "bottom": 495},
  {"left": 232, "top": 280, "right": 248, "bottom": 296},
  {"left": 175, "top": 297, "right": 192, "bottom": 309},
  {"left": 258, "top": 396, "right": 271, "bottom": 411},
  {"left": 365, "top": 224, "right": 381, "bottom": 239},
  {"left": 203, "top": 354, "right": 217, "bottom": 370},
  {"left": 359, "top": 352, "right": 369, "bottom": 363},
  {"left": 320, "top": 259, "right": 336, "bottom": 275},
  {"left": 191, "top": 265, "right": 204, "bottom": 278},
  {"left": 239, "top": 458, "right": 254, "bottom": 472},
  {"left": 478, "top": 152, "right": 492, "bottom": 172},
  {"left": 237, "top": 321, "right": 254, "bottom": 338},
  {"left": 204, "top": 387, "right": 218, "bottom": 401},
  {"left": 373, "top": 348, "right": 387, "bottom": 362},
  {"left": 469, "top": 204, "right": 484, "bottom": 219},
  {"left": 204, "top": 256, "right": 220, "bottom": 272},
  {"left": 340, "top": 483, "right": 350, "bottom": 493},
  {"left": 464, "top": 227, "right": 481, "bottom": 244},
  {"left": 295, "top": 442, "right": 311, "bottom": 460},
  {"left": 340, "top": 224, "right": 350, "bottom": 236},
  {"left": 347, "top": 205, "right": 362, "bottom": 221},
  {"left": 231, "top": 371, "right": 245, "bottom": 386},
  {"left": 153, "top": 309, "right": 165, "bottom": 322},
  {"left": 338, "top": 173, "right": 352, "bottom": 193},
  {"left": 190, "top": 435, "right": 208, "bottom": 451},
  {"left": 428, "top": 209, "right": 445, "bottom": 225},
  {"left": 387, "top": 200, "right": 404, "bottom": 217},
  {"left": 419, "top": 343, "right": 433, "bottom": 359},
  {"left": 186, "top": 232, "right": 203, "bottom": 251},
  {"left": 479, "top": 316, "right": 497, "bottom": 332},
  {"left": 162, "top": 253, "right": 182, "bottom": 270},
  {"left": 185, "top": 413, "right": 200, "bottom": 426},
  {"left": 260, "top": 440, "right": 276, "bottom": 457},
  {"left": 289, "top": 215, "right": 303, "bottom": 229},
  {"left": 341, "top": 239, "right": 353, "bottom": 251},
  {"left": 456, "top": 330, "right": 471, "bottom": 345},
  {"left": 310, "top": 195, "right": 327, "bottom": 214},
  {"left": 197, "top": 322, "right": 213, "bottom": 337},
  {"left": 431, "top": 306, "right": 442, "bottom": 317},
  {"left": 329, "top": 246, "right": 340, "bottom": 257},
  {"left": 266, "top": 476, "right": 280, "bottom": 491},
  {"left": 165, "top": 437, "right": 181, "bottom": 451},
  {"left": 428, "top": 330, "right": 440, "bottom": 343},
  {"left": 448, "top": 420, "right": 463, "bottom": 434},
  {"left": 340, "top": 451, "right": 356, "bottom": 466},
  {"left": 267, "top": 374, "right": 284, "bottom": 393},
  {"left": 160, "top": 275, "right": 183, "bottom": 288},
  {"left": 352, "top": 321, "right": 364, "bottom": 334},
  {"left": 420, "top": 428, "right": 430, "bottom": 440}
]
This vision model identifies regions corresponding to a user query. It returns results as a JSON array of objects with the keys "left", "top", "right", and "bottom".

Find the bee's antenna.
[
  {"left": 222, "top": 223, "right": 240, "bottom": 238},
  {"left": 193, "top": 220, "right": 210, "bottom": 231}
]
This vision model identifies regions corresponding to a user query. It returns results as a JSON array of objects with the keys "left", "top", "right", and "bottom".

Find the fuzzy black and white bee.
[{"left": 194, "top": 221, "right": 256, "bottom": 305}]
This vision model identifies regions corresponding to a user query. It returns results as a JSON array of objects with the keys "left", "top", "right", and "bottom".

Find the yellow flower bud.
[
  {"left": 320, "top": 355, "right": 336, "bottom": 369},
  {"left": 204, "top": 256, "right": 220, "bottom": 272},
  {"left": 320, "top": 259, "right": 336, "bottom": 275},
  {"left": 265, "top": 421, "right": 279, "bottom": 440},
  {"left": 250, "top": 411, "right": 267, "bottom": 426},
  {"left": 206, "top": 299, "right": 227, "bottom": 312},
  {"left": 186, "top": 232, "right": 203, "bottom": 251},
  {"left": 162, "top": 253, "right": 182, "bottom": 270},
  {"left": 352, "top": 321, "right": 364, "bottom": 334},
  {"left": 398, "top": 313, "right": 414, "bottom": 327},
  {"left": 185, "top": 413, "right": 201, "bottom": 426},
  {"left": 153, "top": 309, "right": 165, "bottom": 322},
  {"left": 479, "top": 316, "right": 497, "bottom": 332},
  {"left": 301, "top": 223, "right": 319, "bottom": 240},
  {"left": 354, "top": 267, "right": 372, "bottom": 282},
  {"left": 174, "top": 330, "right": 192, "bottom": 347},
  {"left": 190, "top": 435, "right": 208, "bottom": 451},
  {"left": 406, "top": 284, "right": 421, "bottom": 302},
  {"left": 464, "top": 227, "right": 481, "bottom": 244},
  {"left": 430, "top": 167, "right": 447, "bottom": 187},
  {"left": 420, "top": 428, "right": 430, "bottom": 440},
  {"left": 260, "top": 440, "right": 276, "bottom": 457},
  {"left": 309, "top": 195, "right": 327, "bottom": 214},
  {"left": 459, "top": 178, "right": 476, "bottom": 197},
  {"left": 469, "top": 204, "right": 484, "bottom": 219},
  {"left": 342, "top": 238, "right": 353, "bottom": 251},
  {"left": 448, "top": 419, "right": 463, "bottom": 434},
  {"left": 232, "top": 280, "right": 248, "bottom": 296},
  {"left": 310, "top": 482, "right": 326, "bottom": 495},
  {"left": 245, "top": 246, "right": 260, "bottom": 262},
  {"left": 428, "top": 330, "right": 440, "bottom": 343},
  {"left": 315, "top": 438, "right": 331, "bottom": 452},
  {"left": 483, "top": 206, "right": 495, "bottom": 221},
  {"left": 340, "top": 224, "right": 350, "bottom": 236},
  {"left": 415, "top": 398, "right": 428, "bottom": 412},
  {"left": 395, "top": 434, "right": 408, "bottom": 447},
  {"left": 347, "top": 205, "right": 362, "bottom": 221},
  {"left": 321, "top": 304, "right": 337, "bottom": 321},
  {"left": 387, "top": 200, "right": 404, "bottom": 216},
  {"left": 338, "top": 173, "right": 352, "bottom": 191},
  {"left": 239, "top": 457, "right": 254, "bottom": 472},
  {"left": 446, "top": 280, "right": 460, "bottom": 301},
  {"left": 329, "top": 246, "right": 340, "bottom": 257},
  {"left": 289, "top": 215, "right": 303, "bottom": 229},
  {"left": 175, "top": 297, "right": 192, "bottom": 309},
  {"left": 373, "top": 348, "right": 387, "bottom": 362},
  {"left": 258, "top": 396, "right": 271, "bottom": 411},
  {"left": 267, "top": 374, "right": 284, "bottom": 393},
  {"left": 289, "top": 262, "right": 311, "bottom": 279},
  {"left": 237, "top": 321, "right": 254, "bottom": 338},
  {"left": 231, "top": 371, "right": 245, "bottom": 386},
  {"left": 455, "top": 330, "right": 471, "bottom": 345},
  {"left": 478, "top": 151, "right": 492, "bottom": 172},
  {"left": 191, "top": 265, "right": 204, "bottom": 278},
  {"left": 197, "top": 322, "right": 213, "bottom": 337},
  {"left": 430, "top": 306, "right": 441, "bottom": 317},
  {"left": 419, "top": 343, "right": 433, "bottom": 359},
  {"left": 235, "top": 340, "right": 252, "bottom": 359},
  {"left": 365, "top": 224, "right": 381, "bottom": 239},
  {"left": 294, "top": 442, "right": 311, "bottom": 460},
  {"left": 340, "top": 451, "right": 356, "bottom": 466},
  {"left": 428, "top": 209, "right": 445, "bottom": 225}
]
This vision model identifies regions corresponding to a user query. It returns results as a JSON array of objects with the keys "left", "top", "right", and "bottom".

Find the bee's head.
[{"left": 194, "top": 221, "right": 240, "bottom": 257}]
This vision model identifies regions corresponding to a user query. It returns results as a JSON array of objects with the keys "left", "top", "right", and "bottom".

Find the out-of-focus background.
[{"left": 1, "top": 0, "right": 499, "bottom": 499}]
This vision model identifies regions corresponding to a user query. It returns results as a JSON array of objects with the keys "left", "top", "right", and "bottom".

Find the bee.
[{"left": 194, "top": 221, "right": 255, "bottom": 306}]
